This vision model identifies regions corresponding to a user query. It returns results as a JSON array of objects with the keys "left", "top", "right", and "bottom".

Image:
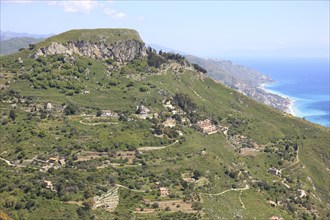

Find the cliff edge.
[{"left": 33, "top": 28, "right": 147, "bottom": 62}]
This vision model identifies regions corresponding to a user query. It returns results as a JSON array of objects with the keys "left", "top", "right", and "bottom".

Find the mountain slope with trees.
[{"left": 0, "top": 29, "right": 329, "bottom": 220}]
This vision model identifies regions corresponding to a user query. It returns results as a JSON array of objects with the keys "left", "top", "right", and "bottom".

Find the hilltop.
[
  {"left": 0, "top": 29, "right": 329, "bottom": 220},
  {"left": 39, "top": 28, "right": 143, "bottom": 47},
  {"left": 30, "top": 28, "right": 146, "bottom": 63}
]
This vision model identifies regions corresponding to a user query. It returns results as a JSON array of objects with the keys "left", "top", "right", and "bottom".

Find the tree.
[
  {"left": 84, "top": 188, "right": 94, "bottom": 199},
  {"left": 64, "top": 103, "right": 79, "bottom": 115},
  {"left": 287, "top": 202, "right": 296, "bottom": 213},
  {"left": 96, "top": 109, "right": 102, "bottom": 117},
  {"left": 139, "top": 86, "right": 148, "bottom": 92},
  {"left": 147, "top": 52, "right": 166, "bottom": 68},
  {"left": 9, "top": 110, "right": 16, "bottom": 121},
  {"left": 152, "top": 202, "right": 159, "bottom": 209},
  {"left": 192, "top": 201, "right": 203, "bottom": 210},
  {"left": 40, "top": 112, "right": 47, "bottom": 119},
  {"left": 173, "top": 93, "right": 196, "bottom": 113},
  {"left": 83, "top": 198, "right": 95, "bottom": 209},
  {"left": 193, "top": 170, "right": 202, "bottom": 180},
  {"left": 192, "top": 63, "right": 207, "bottom": 73}
]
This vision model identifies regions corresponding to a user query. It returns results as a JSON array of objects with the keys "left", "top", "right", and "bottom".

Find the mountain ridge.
[{"left": 0, "top": 31, "right": 53, "bottom": 41}]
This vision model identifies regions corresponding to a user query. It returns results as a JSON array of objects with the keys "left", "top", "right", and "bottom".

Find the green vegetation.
[
  {"left": 38, "top": 28, "right": 143, "bottom": 48},
  {"left": 0, "top": 29, "right": 329, "bottom": 220}
]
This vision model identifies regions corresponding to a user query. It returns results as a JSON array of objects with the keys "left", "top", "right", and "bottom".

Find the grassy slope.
[{"left": 38, "top": 28, "right": 143, "bottom": 48}]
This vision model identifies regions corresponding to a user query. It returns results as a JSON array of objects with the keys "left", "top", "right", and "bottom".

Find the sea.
[{"left": 228, "top": 57, "right": 330, "bottom": 127}]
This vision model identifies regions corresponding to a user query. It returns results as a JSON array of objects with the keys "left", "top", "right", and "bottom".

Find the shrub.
[
  {"left": 193, "top": 170, "right": 202, "bottom": 180},
  {"left": 139, "top": 86, "right": 148, "bottom": 92},
  {"left": 106, "top": 58, "right": 114, "bottom": 64},
  {"left": 173, "top": 92, "right": 196, "bottom": 113},
  {"left": 96, "top": 109, "right": 102, "bottom": 117},
  {"left": 147, "top": 52, "right": 166, "bottom": 68},
  {"left": 152, "top": 202, "right": 159, "bottom": 208},
  {"left": 9, "top": 110, "right": 16, "bottom": 121},
  {"left": 108, "top": 79, "right": 119, "bottom": 86},
  {"left": 83, "top": 198, "right": 95, "bottom": 209},
  {"left": 192, "top": 63, "right": 207, "bottom": 73},
  {"left": 192, "top": 201, "right": 202, "bottom": 210},
  {"left": 64, "top": 104, "right": 79, "bottom": 115}
]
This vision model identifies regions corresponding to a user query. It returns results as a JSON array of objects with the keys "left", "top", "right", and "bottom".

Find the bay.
[{"left": 226, "top": 57, "right": 330, "bottom": 127}]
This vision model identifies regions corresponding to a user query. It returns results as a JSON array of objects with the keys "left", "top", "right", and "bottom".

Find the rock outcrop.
[{"left": 33, "top": 40, "right": 147, "bottom": 62}]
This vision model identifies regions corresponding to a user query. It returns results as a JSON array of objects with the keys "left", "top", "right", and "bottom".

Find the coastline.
[{"left": 259, "top": 82, "right": 296, "bottom": 116}]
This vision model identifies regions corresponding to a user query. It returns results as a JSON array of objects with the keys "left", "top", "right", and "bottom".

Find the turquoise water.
[{"left": 228, "top": 57, "right": 330, "bottom": 127}]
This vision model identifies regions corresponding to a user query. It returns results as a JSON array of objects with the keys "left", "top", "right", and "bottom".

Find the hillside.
[
  {"left": 0, "top": 37, "right": 44, "bottom": 55},
  {"left": 0, "top": 29, "right": 329, "bottom": 220}
]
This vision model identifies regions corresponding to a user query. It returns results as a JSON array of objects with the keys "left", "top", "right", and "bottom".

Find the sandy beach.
[
  {"left": 260, "top": 82, "right": 296, "bottom": 116},
  {"left": 286, "top": 99, "right": 296, "bottom": 116}
]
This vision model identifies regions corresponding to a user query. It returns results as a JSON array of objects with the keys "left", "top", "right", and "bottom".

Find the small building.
[
  {"left": 163, "top": 118, "right": 176, "bottom": 128},
  {"left": 45, "top": 102, "right": 52, "bottom": 110},
  {"left": 268, "top": 167, "right": 281, "bottom": 176},
  {"left": 182, "top": 177, "right": 195, "bottom": 183},
  {"left": 101, "top": 110, "right": 118, "bottom": 117},
  {"left": 298, "top": 189, "right": 307, "bottom": 198},
  {"left": 44, "top": 180, "right": 55, "bottom": 191},
  {"left": 136, "top": 105, "right": 151, "bottom": 115},
  {"left": 196, "top": 119, "right": 218, "bottom": 134},
  {"left": 48, "top": 157, "right": 58, "bottom": 163},
  {"left": 159, "top": 187, "right": 169, "bottom": 197},
  {"left": 164, "top": 100, "right": 175, "bottom": 110},
  {"left": 269, "top": 216, "right": 284, "bottom": 220},
  {"left": 58, "top": 159, "right": 66, "bottom": 166}
]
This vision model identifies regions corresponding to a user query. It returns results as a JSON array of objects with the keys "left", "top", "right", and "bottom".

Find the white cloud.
[
  {"left": 103, "top": 8, "right": 127, "bottom": 19},
  {"left": 3, "top": 0, "right": 32, "bottom": 3},
  {"left": 113, "top": 12, "right": 126, "bottom": 19},
  {"left": 49, "top": 0, "right": 98, "bottom": 14}
]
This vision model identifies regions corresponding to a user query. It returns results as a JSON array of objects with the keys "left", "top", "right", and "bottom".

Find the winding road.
[
  {"left": 0, "top": 157, "right": 14, "bottom": 166},
  {"left": 201, "top": 184, "right": 250, "bottom": 196},
  {"left": 137, "top": 140, "right": 179, "bottom": 152}
]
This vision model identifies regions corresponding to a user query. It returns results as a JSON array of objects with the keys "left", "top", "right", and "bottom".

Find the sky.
[{"left": 1, "top": 0, "right": 329, "bottom": 58}]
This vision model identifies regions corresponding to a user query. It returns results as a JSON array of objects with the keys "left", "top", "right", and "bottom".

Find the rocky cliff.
[{"left": 33, "top": 29, "right": 147, "bottom": 62}]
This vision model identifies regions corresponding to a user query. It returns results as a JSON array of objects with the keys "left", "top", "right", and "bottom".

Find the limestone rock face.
[{"left": 34, "top": 40, "right": 147, "bottom": 62}]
